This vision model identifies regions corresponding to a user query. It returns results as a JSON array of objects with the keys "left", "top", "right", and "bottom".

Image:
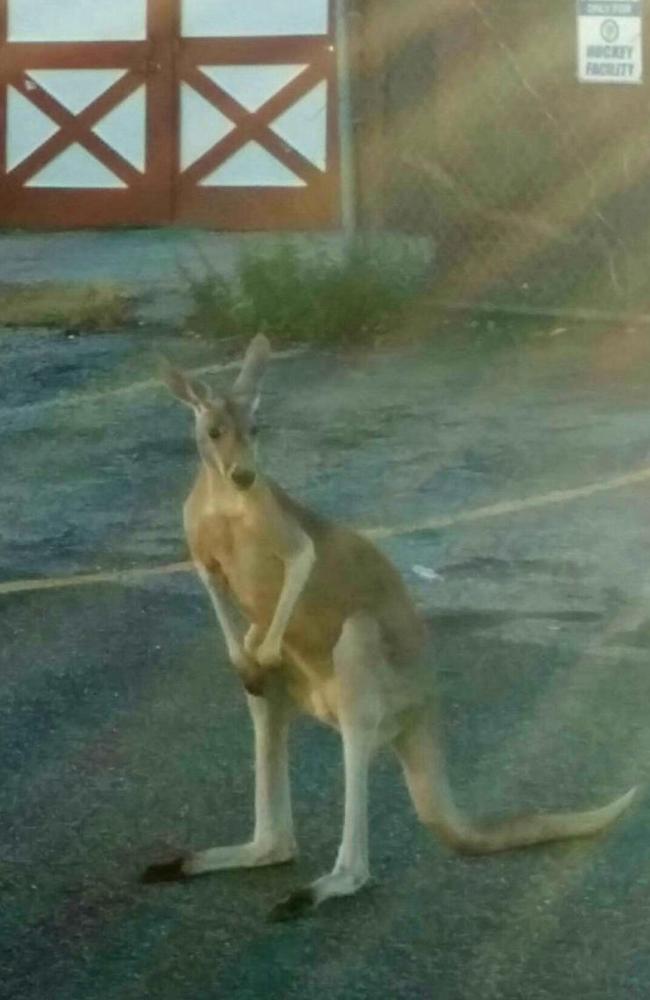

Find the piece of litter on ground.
[
  {"left": 549, "top": 327, "right": 567, "bottom": 337},
  {"left": 546, "top": 624, "right": 562, "bottom": 631},
  {"left": 412, "top": 565, "right": 444, "bottom": 582}
]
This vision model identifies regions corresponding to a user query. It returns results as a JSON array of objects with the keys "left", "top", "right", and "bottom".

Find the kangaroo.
[{"left": 142, "top": 333, "right": 636, "bottom": 920}]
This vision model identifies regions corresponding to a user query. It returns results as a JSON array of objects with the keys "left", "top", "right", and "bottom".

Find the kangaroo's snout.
[{"left": 231, "top": 466, "right": 256, "bottom": 491}]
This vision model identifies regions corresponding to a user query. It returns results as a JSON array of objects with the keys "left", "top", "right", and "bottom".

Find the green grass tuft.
[{"left": 184, "top": 240, "right": 430, "bottom": 344}]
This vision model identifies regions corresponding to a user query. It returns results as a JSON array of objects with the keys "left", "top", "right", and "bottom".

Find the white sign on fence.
[{"left": 577, "top": 1, "right": 643, "bottom": 84}]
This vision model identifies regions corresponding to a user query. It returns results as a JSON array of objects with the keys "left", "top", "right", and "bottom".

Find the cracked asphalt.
[{"left": 2, "top": 319, "right": 650, "bottom": 999}]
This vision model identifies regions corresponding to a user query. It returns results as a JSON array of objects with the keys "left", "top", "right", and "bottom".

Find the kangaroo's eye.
[{"left": 208, "top": 426, "right": 222, "bottom": 440}]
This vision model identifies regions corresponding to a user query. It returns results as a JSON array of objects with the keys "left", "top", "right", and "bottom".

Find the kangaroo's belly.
[{"left": 284, "top": 661, "right": 341, "bottom": 727}]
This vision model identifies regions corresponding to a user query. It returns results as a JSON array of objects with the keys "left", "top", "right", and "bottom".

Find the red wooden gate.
[
  {"left": 0, "top": 0, "right": 174, "bottom": 227},
  {"left": 0, "top": 0, "right": 340, "bottom": 230}
]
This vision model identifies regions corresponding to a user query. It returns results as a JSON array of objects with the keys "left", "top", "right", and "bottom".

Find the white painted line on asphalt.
[
  {"left": 3, "top": 346, "right": 306, "bottom": 413},
  {"left": 0, "top": 562, "right": 191, "bottom": 596},
  {"left": 364, "top": 464, "right": 650, "bottom": 539},
  {"left": 3, "top": 462, "right": 650, "bottom": 598}
]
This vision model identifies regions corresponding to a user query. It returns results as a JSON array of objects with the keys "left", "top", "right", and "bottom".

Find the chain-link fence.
[{"left": 350, "top": 0, "right": 650, "bottom": 314}]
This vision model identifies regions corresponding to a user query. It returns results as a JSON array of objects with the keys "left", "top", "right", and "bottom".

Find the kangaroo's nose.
[{"left": 231, "top": 466, "right": 256, "bottom": 490}]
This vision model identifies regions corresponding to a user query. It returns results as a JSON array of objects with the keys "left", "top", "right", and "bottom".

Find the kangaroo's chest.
[{"left": 190, "top": 510, "right": 283, "bottom": 622}]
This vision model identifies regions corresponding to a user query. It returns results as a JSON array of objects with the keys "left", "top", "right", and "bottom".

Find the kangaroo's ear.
[
  {"left": 231, "top": 334, "right": 271, "bottom": 410},
  {"left": 159, "top": 358, "right": 211, "bottom": 410}
]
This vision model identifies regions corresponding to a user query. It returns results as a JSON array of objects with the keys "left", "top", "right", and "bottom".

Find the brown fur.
[{"left": 185, "top": 465, "right": 427, "bottom": 715}]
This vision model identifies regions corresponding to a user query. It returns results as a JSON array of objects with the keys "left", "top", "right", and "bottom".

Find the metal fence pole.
[{"left": 335, "top": 0, "right": 357, "bottom": 237}]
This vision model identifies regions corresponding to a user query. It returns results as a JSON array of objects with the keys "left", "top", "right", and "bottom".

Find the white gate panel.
[
  {"left": 93, "top": 88, "right": 147, "bottom": 173},
  {"left": 7, "top": 0, "right": 147, "bottom": 43},
  {"left": 6, "top": 69, "right": 147, "bottom": 188},
  {"left": 200, "top": 142, "right": 306, "bottom": 187},
  {"left": 26, "top": 70, "right": 128, "bottom": 116},
  {"left": 199, "top": 65, "right": 308, "bottom": 112},
  {"left": 26, "top": 145, "right": 127, "bottom": 188},
  {"left": 271, "top": 81, "right": 328, "bottom": 171},
  {"left": 6, "top": 87, "right": 58, "bottom": 171},
  {"left": 182, "top": 0, "right": 329, "bottom": 38},
  {"left": 180, "top": 84, "right": 235, "bottom": 171}
]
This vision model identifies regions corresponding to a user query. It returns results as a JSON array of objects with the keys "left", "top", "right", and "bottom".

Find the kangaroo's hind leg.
[
  {"left": 142, "top": 677, "right": 296, "bottom": 882},
  {"left": 269, "top": 613, "right": 390, "bottom": 921}
]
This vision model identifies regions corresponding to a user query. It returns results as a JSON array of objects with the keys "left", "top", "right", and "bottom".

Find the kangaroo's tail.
[{"left": 394, "top": 711, "right": 636, "bottom": 855}]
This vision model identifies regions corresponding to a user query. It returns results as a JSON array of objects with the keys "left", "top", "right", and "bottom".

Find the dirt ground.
[{"left": 2, "top": 318, "right": 650, "bottom": 999}]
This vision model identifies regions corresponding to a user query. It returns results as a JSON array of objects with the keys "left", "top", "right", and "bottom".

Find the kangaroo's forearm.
[{"left": 256, "top": 539, "right": 316, "bottom": 665}]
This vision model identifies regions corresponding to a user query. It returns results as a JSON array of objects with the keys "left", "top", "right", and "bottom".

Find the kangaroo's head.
[{"left": 161, "top": 334, "right": 271, "bottom": 492}]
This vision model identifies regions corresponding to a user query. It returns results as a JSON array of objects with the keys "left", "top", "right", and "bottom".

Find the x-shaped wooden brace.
[
  {"left": 182, "top": 50, "right": 330, "bottom": 187},
  {"left": 7, "top": 70, "right": 144, "bottom": 188}
]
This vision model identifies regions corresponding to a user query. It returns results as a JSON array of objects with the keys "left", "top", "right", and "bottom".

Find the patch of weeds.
[
  {"left": 184, "top": 240, "right": 430, "bottom": 345},
  {"left": 0, "top": 282, "right": 133, "bottom": 331}
]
